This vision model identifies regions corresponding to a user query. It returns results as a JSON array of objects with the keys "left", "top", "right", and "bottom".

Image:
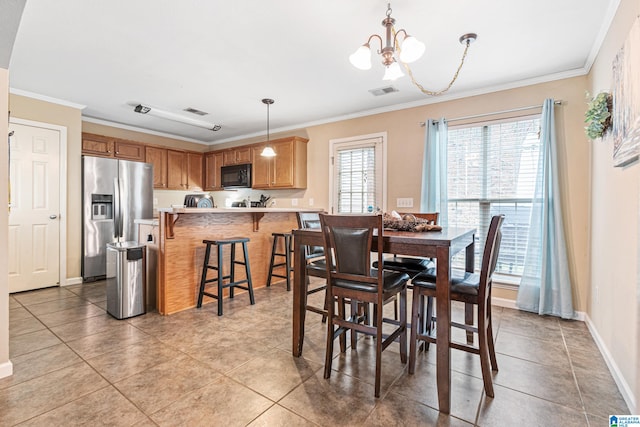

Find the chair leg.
[
  {"left": 487, "top": 300, "right": 498, "bottom": 371},
  {"left": 350, "top": 298, "right": 358, "bottom": 349},
  {"left": 324, "top": 291, "right": 335, "bottom": 380},
  {"left": 374, "top": 299, "right": 383, "bottom": 398},
  {"left": 242, "top": 241, "right": 255, "bottom": 305},
  {"left": 284, "top": 234, "right": 292, "bottom": 291},
  {"left": 217, "top": 244, "right": 224, "bottom": 316},
  {"left": 266, "top": 236, "right": 278, "bottom": 287},
  {"left": 477, "top": 304, "right": 495, "bottom": 397},
  {"left": 408, "top": 287, "right": 422, "bottom": 374},
  {"left": 338, "top": 296, "right": 347, "bottom": 353},
  {"left": 197, "top": 243, "right": 212, "bottom": 308},
  {"left": 424, "top": 295, "right": 434, "bottom": 351},
  {"left": 399, "top": 287, "right": 407, "bottom": 364},
  {"left": 465, "top": 303, "right": 474, "bottom": 345},
  {"left": 229, "top": 243, "right": 236, "bottom": 299}
]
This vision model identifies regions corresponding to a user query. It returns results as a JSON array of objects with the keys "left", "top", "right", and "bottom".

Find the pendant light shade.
[{"left": 260, "top": 98, "right": 276, "bottom": 157}]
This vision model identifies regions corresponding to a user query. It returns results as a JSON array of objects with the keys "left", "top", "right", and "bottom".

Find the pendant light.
[{"left": 260, "top": 98, "right": 276, "bottom": 157}]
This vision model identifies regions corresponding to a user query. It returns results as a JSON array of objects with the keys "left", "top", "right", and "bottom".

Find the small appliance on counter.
[{"left": 184, "top": 194, "right": 215, "bottom": 208}]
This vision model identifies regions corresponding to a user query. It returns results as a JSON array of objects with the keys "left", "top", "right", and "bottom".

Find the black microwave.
[{"left": 221, "top": 163, "right": 252, "bottom": 188}]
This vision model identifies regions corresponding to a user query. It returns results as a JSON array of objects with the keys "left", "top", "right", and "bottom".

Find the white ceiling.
[{"left": 8, "top": 0, "right": 617, "bottom": 145}]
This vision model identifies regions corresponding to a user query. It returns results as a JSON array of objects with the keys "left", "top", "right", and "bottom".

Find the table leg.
[
  {"left": 436, "top": 246, "right": 451, "bottom": 414},
  {"left": 292, "top": 237, "right": 306, "bottom": 357}
]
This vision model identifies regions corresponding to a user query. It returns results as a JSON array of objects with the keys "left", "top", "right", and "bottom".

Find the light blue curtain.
[
  {"left": 516, "top": 99, "right": 575, "bottom": 319},
  {"left": 420, "top": 118, "right": 448, "bottom": 225}
]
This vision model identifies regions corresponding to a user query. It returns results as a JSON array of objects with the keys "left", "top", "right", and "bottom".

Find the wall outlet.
[
  {"left": 308, "top": 198, "right": 314, "bottom": 206},
  {"left": 153, "top": 198, "right": 158, "bottom": 206},
  {"left": 271, "top": 199, "right": 276, "bottom": 206},
  {"left": 291, "top": 198, "right": 298, "bottom": 206},
  {"left": 397, "top": 197, "right": 414, "bottom": 208}
]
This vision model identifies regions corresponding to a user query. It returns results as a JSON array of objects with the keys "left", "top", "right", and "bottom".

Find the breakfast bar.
[{"left": 156, "top": 207, "right": 321, "bottom": 315}]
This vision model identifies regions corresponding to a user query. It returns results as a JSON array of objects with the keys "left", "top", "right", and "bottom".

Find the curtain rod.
[{"left": 419, "top": 100, "right": 563, "bottom": 127}]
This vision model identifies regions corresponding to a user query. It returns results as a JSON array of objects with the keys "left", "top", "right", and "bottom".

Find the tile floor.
[{"left": 1, "top": 280, "right": 630, "bottom": 426}]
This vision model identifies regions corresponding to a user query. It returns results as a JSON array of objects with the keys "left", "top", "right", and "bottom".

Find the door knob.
[{"left": 49, "top": 214, "right": 58, "bottom": 219}]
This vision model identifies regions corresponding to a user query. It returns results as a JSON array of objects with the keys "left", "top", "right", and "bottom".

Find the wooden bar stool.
[
  {"left": 266, "top": 232, "right": 293, "bottom": 291},
  {"left": 197, "top": 237, "right": 255, "bottom": 315}
]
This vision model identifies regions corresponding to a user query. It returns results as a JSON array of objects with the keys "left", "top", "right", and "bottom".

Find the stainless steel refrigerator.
[{"left": 82, "top": 156, "right": 153, "bottom": 281}]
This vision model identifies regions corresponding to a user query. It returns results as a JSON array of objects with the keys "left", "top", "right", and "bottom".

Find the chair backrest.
[
  {"left": 399, "top": 212, "right": 439, "bottom": 225},
  {"left": 319, "top": 214, "right": 384, "bottom": 289},
  {"left": 479, "top": 214, "right": 505, "bottom": 299},
  {"left": 296, "top": 212, "right": 324, "bottom": 258}
]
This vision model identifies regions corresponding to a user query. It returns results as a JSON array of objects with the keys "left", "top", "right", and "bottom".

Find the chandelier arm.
[
  {"left": 366, "top": 34, "right": 384, "bottom": 53},
  {"left": 394, "top": 26, "right": 472, "bottom": 96}
]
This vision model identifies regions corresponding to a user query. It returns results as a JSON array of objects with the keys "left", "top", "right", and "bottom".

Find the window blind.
[
  {"left": 336, "top": 146, "right": 377, "bottom": 213},
  {"left": 447, "top": 117, "right": 541, "bottom": 277}
]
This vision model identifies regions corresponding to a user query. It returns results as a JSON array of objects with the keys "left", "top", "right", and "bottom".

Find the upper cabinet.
[
  {"left": 167, "top": 150, "right": 188, "bottom": 190},
  {"left": 251, "top": 136, "right": 308, "bottom": 189},
  {"left": 82, "top": 133, "right": 144, "bottom": 161},
  {"left": 204, "top": 151, "right": 224, "bottom": 191},
  {"left": 223, "top": 147, "right": 251, "bottom": 166},
  {"left": 145, "top": 146, "right": 168, "bottom": 189},
  {"left": 187, "top": 152, "right": 203, "bottom": 190}
]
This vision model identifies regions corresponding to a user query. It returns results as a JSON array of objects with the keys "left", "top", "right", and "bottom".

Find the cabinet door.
[
  {"left": 114, "top": 140, "right": 145, "bottom": 161},
  {"left": 167, "top": 150, "right": 187, "bottom": 190},
  {"left": 145, "top": 147, "right": 168, "bottom": 189},
  {"left": 271, "top": 140, "right": 295, "bottom": 188},
  {"left": 251, "top": 147, "right": 272, "bottom": 188},
  {"left": 235, "top": 147, "right": 251, "bottom": 164},
  {"left": 204, "top": 152, "right": 224, "bottom": 191},
  {"left": 187, "top": 153, "right": 203, "bottom": 190},
  {"left": 223, "top": 150, "right": 237, "bottom": 166},
  {"left": 82, "top": 133, "right": 114, "bottom": 157}
]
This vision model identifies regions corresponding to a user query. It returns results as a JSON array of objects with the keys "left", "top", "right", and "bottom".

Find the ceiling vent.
[
  {"left": 183, "top": 107, "right": 209, "bottom": 116},
  {"left": 369, "top": 86, "right": 399, "bottom": 96}
]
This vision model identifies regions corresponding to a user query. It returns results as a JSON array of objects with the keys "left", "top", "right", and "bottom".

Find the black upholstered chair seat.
[
  {"left": 334, "top": 270, "right": 410, "bottom": 293},
  {"left": 411, "top": 268, "right": 480, "bottom": 296}
]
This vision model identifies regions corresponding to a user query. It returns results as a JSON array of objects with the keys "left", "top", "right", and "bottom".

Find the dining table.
[{"left": 291, "top": 225, "right": 476, "bottom": 414}]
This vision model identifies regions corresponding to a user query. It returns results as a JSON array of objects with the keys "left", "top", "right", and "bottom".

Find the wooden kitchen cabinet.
[
  {"left": 204, "top": 151, "right": 224, "bottom": 191},
  {"left": 82, "top": 133, "right": 145, "bottom": 161},
  {"left": 113, "top": 139, "right": 145, "bottom": 161},
  {"left": 167, "top": 150, "right": 188, "bottom": 190},
  {"left": 82, "top": 133, "right": 114, "bottom": 157},
  {"left": 145, "top": 146, "right": 168, "bottom": 189},
  {"left": 223, "top": 147, "right": 251, "bottom": 166},
  {"left": 187, "top": 152, "right": 203, "bottom": 190},
  {"left": 251, "top": 136, "right": 308, "bottom": 189}
]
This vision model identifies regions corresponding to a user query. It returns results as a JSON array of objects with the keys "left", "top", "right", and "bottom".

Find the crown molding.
[
  {"left": 9, "top": 88, "right": 86, "bottom": 109},
  {"left": 583, "top": 0, "right": 622, "bottom": 72},
  {"left": 82, "top": 116, "right": 209, "bottom": 145}
]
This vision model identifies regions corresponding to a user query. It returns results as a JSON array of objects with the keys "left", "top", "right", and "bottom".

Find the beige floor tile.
[
  {"left": 9, "top": 315, "right": 46, "bottom": 337},
  {"left": 66, "top": 282, "right": 107, "bottom": 303},
  {"left": 0, "top": 362, "right": 108, "bottom": 425},
  {"left": 574, "top": 366, "right": 630, "bottom": 416},
  {"left": 49, "top": 313, "right": 123, "bottom": 342},
  {"left": 11, "top": 286, "right": 76, "bottom": 305},
  {"left": 364, "top": 390, "right": 473, "bottom": 426},
  {"left": 9, "top": 296, "right": 22, "bottom": 309},
  {"left": 150, "top": 376, "right": 273, "bottom": 427},
  {"left": 22, "top": 296, "right": 91, "bottom": 316},
  {"left": 476, "top": 384, "right": 589, "bottom": 426},
  {"left": 67, "top": 323, "right": 152, "bottom": 360},
  {"left": 494, "top": 329, "right": 571, "bottom": 368},
  {"left": 115, "top": 354, "right": 221, "bottom": 415},
  {"left": 279, "top": 370, "right": 378, "bottom": 426},
  {"left": 228, "top": 348, "right": 323, "bottom": 401},
  {"left": 36, "top": 304, "right": 106, "bottom": 328},
  {"left": 86, "top": 339, "right": 184, "bottom": 383},
  {"left": 19, "top": 385, "right": 148, "bottom": 426},
  {"left": 390, "top": 358, "right": 484, "bottom": 424},
  {"left": 0, "top": 343, "right": 81, "bottom": 390},
  {"left": 9, "top": 306, "right": 33, "bottom": 320},
  {"left": 247, "top": 404, "right": 317, "bottom": 427},
  {"left": 9, "top": 328, "right": 62, "bottom": 358}
]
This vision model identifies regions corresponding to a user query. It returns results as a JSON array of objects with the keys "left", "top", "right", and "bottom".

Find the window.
[
  {"left": 447, "top": 117, "right": 541, "bottom": 279},
  {"left": 330, "top": 133, "right": 386, "bottom": 214}
]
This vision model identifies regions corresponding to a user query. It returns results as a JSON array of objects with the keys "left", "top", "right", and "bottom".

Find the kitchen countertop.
[
  {"left": 157, "top": 207, "right": 323, "bottom": 214},
  {"left": 134, "top": 218, "right": 158, "bottom": 225}
]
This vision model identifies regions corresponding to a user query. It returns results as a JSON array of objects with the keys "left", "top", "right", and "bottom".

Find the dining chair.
[
  {"left": 319, "top": 213, "right": 409, "bottom": 398},
  {"left": 408, "top": 214, "right": 504, "bottom": 398},
  {"left": 296, "top": 212, "right": 329, "bottom": 322}
]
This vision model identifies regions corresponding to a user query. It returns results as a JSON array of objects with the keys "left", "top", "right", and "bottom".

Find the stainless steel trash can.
[{"left": 106, "top": 242, "right": 146, "bottom": 319}]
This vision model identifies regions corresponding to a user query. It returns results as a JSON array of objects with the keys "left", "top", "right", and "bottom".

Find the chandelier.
[
  {"left": 260, "top": 98, "right": 276, "bottom": 157},
  {"left": 349, "top": 3, "right": 477, "bottom": 96}
]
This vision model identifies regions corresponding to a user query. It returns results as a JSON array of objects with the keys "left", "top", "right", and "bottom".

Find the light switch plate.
[
  {"left": 291, "top": 198, "right": 298, "bottom": 206},
  {"left": 397, "top": 198, "right": 414, "bottom": 208}
]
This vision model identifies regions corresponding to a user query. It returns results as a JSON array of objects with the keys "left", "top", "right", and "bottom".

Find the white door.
[{"left": 8, "top": 123, "right": 61, "bottom": 292}]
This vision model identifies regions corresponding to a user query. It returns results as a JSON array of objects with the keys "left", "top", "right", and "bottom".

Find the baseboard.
[
  {"left": 62, "top": 277, "right": 83, "bottom": 286},
  {"left": 585, "top": 314, "right": 637, "bottom": 414},
  {"left": 0, "top": 360, "right": 13, "bottom": 379},
  {"left": 491, "top": 296, "right": 517, "bottom": 309}
]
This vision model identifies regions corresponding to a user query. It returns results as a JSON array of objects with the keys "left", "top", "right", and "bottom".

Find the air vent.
[
  {"left": 369, "top": 86, "right": 399, "bottom": 96},
  {"left": 183, "top": 107, "right": 209, "bottom": 116}
]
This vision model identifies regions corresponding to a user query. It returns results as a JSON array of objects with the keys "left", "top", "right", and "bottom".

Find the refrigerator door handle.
[{"left": 113, "top": 177, "right": 122, "bottom": 239}]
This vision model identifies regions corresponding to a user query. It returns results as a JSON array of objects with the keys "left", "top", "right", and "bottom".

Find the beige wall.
[
  {"left": 587, "top": 0, "right": 640, "bottom": 410},
  {"left": 1, "top": 68, "right": 11, "bottom": 376},
  {"left": 9, "top": 94, "right": 83, "bottom": 278}
]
